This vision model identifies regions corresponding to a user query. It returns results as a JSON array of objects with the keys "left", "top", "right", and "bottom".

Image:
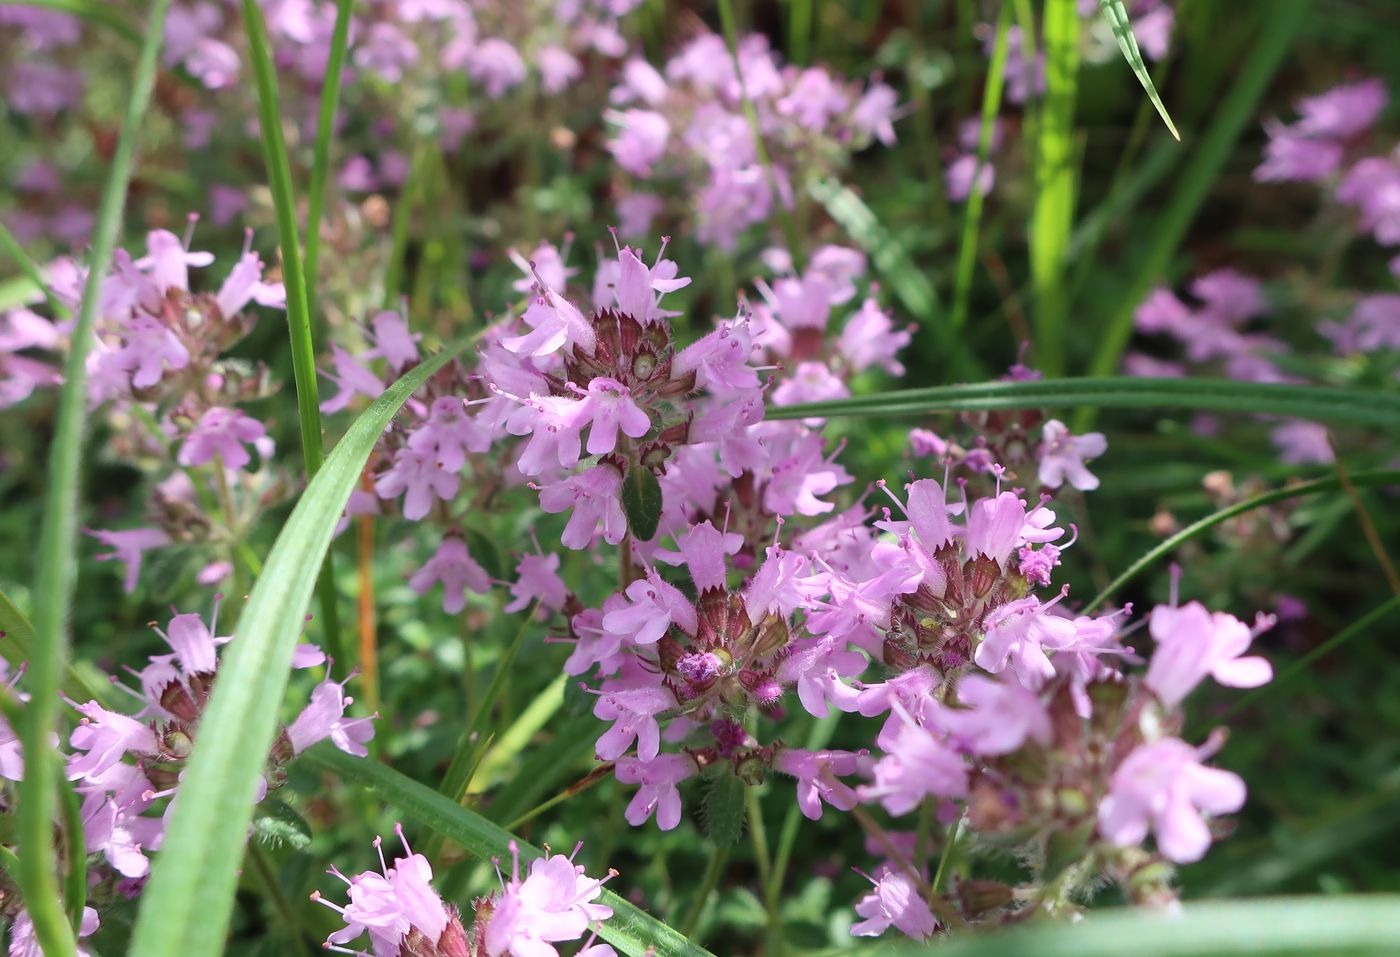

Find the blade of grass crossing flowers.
[
  {"left": 18, "top": 2, "right": 170, "bottom": 954},
  {"left": 950, "top": 0, "right": 1012, "bottom": 332},
  {"left": 305, "top": 744, "right": 718, "bottom": 957},
  {"left": 767, "top": 377, "right": 1400, "bottom": 429},
  {"left": 0, "top": 219, "right": 68, "bottom": 318},
  {"left": 240, "top": 0, "right": 345, "bottom": 661},
  {"left": 1029, "top": 0, "right": 1081, "bottom": 378},
  {"left": 889, "top": 896, "right": 1400, "bottom": 957},
  {"left": 4, "top": 0, "right": 141, "bottom": 43},
  {"left": 1083, "top": 469, "right": 1400, "bottom": 613},
  {"left": 1097, "top": 0, "right": 1180, "bottom": 140},
  {"left": 127, "top": 332, "right": 479, "bottom": 957},
  {"left": 1081, "top": 0, "right": 1310, "bottom": 402},
  {"left": 303, "top": 0, "right": 355, "bottom": 330}
]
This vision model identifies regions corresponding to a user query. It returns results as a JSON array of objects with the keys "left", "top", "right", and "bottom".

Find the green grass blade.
[
  {"left": 1084, "top": 469, "right": 1400, "bottom": 611},
  {"left": 303, "top": 0, "right": 354, "bottom": 327},
  {"left": 767, "top": 377, "right": 1400, "bottom": 428},
  {"left": 239, "top": 0, "right": 344, "bottom": 660},
  {"left": 889, "top": 896, "right": 1400, "bottom": 956},
  {"left": 17, "top": 2, "right": 171, "bottom": 953},
  {"left": 305, "top": 744, "right": 717, "bottom": 957},
  {"left": 1029, "top": 0, "right": 1081, "bottom": 378},
  {"left": 126, "top": 332, "right": 479, "bottom": 957},
  {"left": 0, "top": 219, "right": 68, "bottom": 318},
  {"left": 0, "top": 586, "right": 111, "bottom": 704},
  {"left": 2, "top": 0, "right": 140, "bottom": 43},
  {"left": 949, "top": 0, "right": 1012, "bottom": 332},
  {"left": 1097, "top": 0, "right": 1180, "bottom": 139},
  {"left": 1081, "top": 0, "right": 1310, "bottom": 392}
]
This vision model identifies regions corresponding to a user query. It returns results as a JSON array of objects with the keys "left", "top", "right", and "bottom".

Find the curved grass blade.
[
  {"left": 1097, "top": 0, "right": 1179, "bottom": 140},
  {"left": 0, "top": 219, "right": 68, "bottom": 318},
  {"left": 303, "top": 0, "right": 355, "bottom": 327},
  {"left": 1082, "top": 0, "right": 1309, "bottom": 390},
  {"left": 767, "top": 377, "right": 1400, "bottom": 429},
  {"left": 18, "top": 2, "right": 172, "bottom": 953},
  {"left": 305, "top": 744, "right": 717, "bottom": 957},
  {"left": 890, "top": 895, "right": 1400, "bottom": 956},
  {"left": 3, "top": 0, "right": 140, "bottom": 43},
  {"left": 1084, "top": 468, "right": 1400, "bottom": 612},
  {"left": 127, "top": 333, "right": 479, "bottom": 957},
  {"left": 240, "top": 0, "right": 344, "bottom": 660}
]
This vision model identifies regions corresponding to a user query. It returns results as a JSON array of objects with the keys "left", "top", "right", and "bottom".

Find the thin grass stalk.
[
  {"left": 0, "top": 219, "right": 68, "bottom": 317},
  {"left": 950, "top": 1, "right": 1013, "bottom": 331},
  {"left": 717, "top": 0, "right": 804, "bottom": 269},
  {"left": 240, "top": 0, "right": 344, "bottom": 661},
  {"left": 1030, "top": 0, "right": 1081, "bottom": 377},
  {"left": 1080, "top": 0, "right": 1310, "bottom": 398},
  {"left": 303, "top": 0, "right": 355, "bottom": 327},
  {"left": 17, "top": 2, "right": 171, "bottom": 953}
]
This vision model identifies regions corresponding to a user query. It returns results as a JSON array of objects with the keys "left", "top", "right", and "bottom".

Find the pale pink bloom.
[
  {"left": 859, "top": 707, "right": 968, "bottom": 815},
  {"left": 320, "top": 344, "right": 386, "bottom": 413},
  {"left": 1145, "top": 602, "right": 1273, "bottom": 708},
  {"left": 945, "top": 153, "right": 994, "bottom": 201},
  {"left": 1099, "top": 737, "right": 1246, "bottom": 863},
  {"left": 538, "top": 44, "right": 583, "bottom": 94},
  {"left": 654, "top": 520, "right": 742, "bottom": 592},
  {"left": 537, "top": 464, "right": 628, "bottom": 549},
  {"left": 1253, "top": 128, "right": 1344, "bottom": 183},
  {"left": 87, "top": 526, "right": 169, "bottom": 593},
  {"left": 110, "top": 314, "right": 189, "bottom": 389},
  {"left": 777, "top": 636, "right": 865, "bottom": 718},
  {"left": 375, "top": 447, "right": 461, "bottom": 520},
  {"left": 315, "top": 827, "right": 455, "bottom": 956},
  {"left": 1191, "top": 269, "right": 1267, "bottom": 324},
  {"left": 157, "top": 611, "right": 226, "bottom": 676},
  {"left": 1038, "top": 419, "right": 1107, "bottom": 491},
  {"left": 808, "top": 245, "right": 868, "bottom": 304},
  {"left": 510, "top": 241, "right": 577, "bottom": 295},
  {"left": 407, "top": 396, "right": 491, "bottom": 472},
  {"left": 852, "top": 82, "right": 899, "bottom": 146},
  {"left": 743, "top": 546, "right": 826, "bottom": 620},
  {"left": 355, "top": 22, "right": 417, "bottom": 83},
  {"left": 775, "top": 748, "right": 864, "bottom": 820},
  {"left": 408, "top": 537, "right": 490, "bottom": 614},
  {"left": 367, "top": 310, "right": 421, "bottom": 372},
  {"left": 839, "top": 298, "right": 911, "bottom": 375},
  {"left": 615, "top": 192, "right": 663, "bottom": 239},
  {"left": 1293, "top": 78, "right": 1388, "bottom": 139},
  {"left": 615, "top": 753, "right": 696, "bottom": 830},
  {"left": 1134, "top": 287, "right": 1193, "bottom": 336},
  {"left": 777, "top": 67, "right": 849, "bottom": 128},
  {"left": 938, "top": 674, "right": 1051, "bottom": 756},
  {"left": 505, "top": 552, "right": 568, "bottom": 614},
  {"left": 484, "top": 842, "right": 614, "bottom": 957},
  {"left": 67, "top": 702, "right": 160, "bottom": 782},
  {"left": 8, "top": 906, "right": 100, "bottom": 957},
  {"left": 601, "top": 570, "right": 696, "bottom": 646},
  {"left": 674, "top": 320, "right": 760, "bottom": 394},
  {"left": 763, "top": 432, "right": 852, "bottom": 516},
  {"left": 215, "top": 248, "right": 285, "bottom": 317},
  {"left": 965, "top": 490, "right": 1028, "bottom": 568},
  {"left": 178, "top": 407, "right": 267, "bottom": 471},
  {"left": 592, "top": 674, "right": 676, "bottom": 761},
  {"left": 976, "top": 595, "right": 1079, "bottom": 688},
  {"left": 606, "top": 108, "right": 670, "bottom": 176},
  {"left": 1271, "top": 420, "right": 1334, "bottom": 465},
  {"left": 851, "top": 867, "right": 936, "bottom": 940},
  {"left": 287, "top": 676, "right": 376, "bottom": 757},
  {"left": 467, "top": 37, "right": 527, "bottom": 97}
]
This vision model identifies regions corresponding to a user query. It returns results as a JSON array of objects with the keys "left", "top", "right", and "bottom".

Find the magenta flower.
[
  {"left": 287, "top": 676, "right": 377, "bottom": 757},
  {"left": 67, "top": 701, "right": 160, "bottom": 783},
  {"left": 1099, "top": 737, "right": 1247, "bottom": 863},
  {"left": 601, "top": 571, "right": 696, "bottom": 646},
  {"left": 615, "top": 753, "right": 696, "bottom": 830},
  {"left": 112, "top": 314, "right": 189, "bottom": 389},
  {"left": 407, "top": 396, "right": 491, "bottom": 473},
  {"left": 483, "top": 841, "right": 614, "bottom": 957},
  {"left": 851, "top": 867, "right": 937, "bottom": 940},
  {"left": 367, "top": 310, "right": 422, "bottom": 372},
  {"left": 654, "top": 520, "right": 742, "bottom": 592},
  {"left": 177, "top": 407, "right": 267, "bottom": 471},
  {"left": 320, "top": 344, "right": 387, "bottom": 413},
  {"left": 965, "top": 490, "right": 1028, "bottom": 568},
  {"left": 505, "top": 552, "right": 569, "bottom": 614},
  {"left": 1253, "top": 129, "right": 1344, "bottom": 183},
  {"left": 537, "top": 463, "right": 628, "bottom": 550},
  {"left": 1038, "top": 419, "right": 1108, "bottom": 491},
  {"left": 1145, "top": 602, "right": 1273, "bottom": 709},
  {"left": 939, "top": 674, "right": 1051, "bottom": 756},
  {"left": 975, "top": 595, "right": 1079, "bottom": 688},
  {"left": 1293, "top": 77, "right": 1388, "bottom": 139},
  {"left": 87, "top": 526, "right": 169, "bottom": 593},
  {"left": 591, "top": 675, "right": 676, "bottom": 761},
  {"left": 375, "top": 446, "right": 461, "bottom": 521},
  {"left": 775, "top": 748, "right": 865, "bottom": 820},
  {"left": 578, "top": 377, "right": 652, "bottom": 456},
  {"left": 408, "top": 537, "right": 491, "bottom": 615},
  {"left": 838, "top": 298, "right": 912, "bottom": 375},
  {"left": 506, "top": 392, "right": 591, "bottom": 473},
  {"left": 858, "top": 707, "right": 968, "bottom": 815}
]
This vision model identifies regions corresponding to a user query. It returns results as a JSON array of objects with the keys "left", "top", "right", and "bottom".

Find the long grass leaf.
[
  {"left": 1084, "top": 469, "right": 1400, "bottom": 611},
  {"left": 1081, "top": 0, "right": 1310, "bottom": 390},
  {"left": 3, "top": 0, "right": 140, "bottom": 43},
  {"left": 0, "top": 219, "right": 68, "bottom": 318},
  {"left": 17, "top": 3, "right": 171, "bottom": 953},
  {"left": 1029, "top": 0, "right": 1081, "bottom": 377},
  {"left": 127, "top": 332, "right": 479, "bottom": 957},
  {"left": 0, "top": 586, "right": 111, "bottom": 704},
  {"left": 949, "top": 1, "right": 1012, "bottom": 332},
  {"left": 303, "top": 0, "right": 355, "bottom": 326},
  {"left": 1097, "top": 0, "right": 1180, "bottom": 139},
  {"left": 239, "top": 0, "right": 344, "bottom": 659},
  {"left": 767, "top": 377, "right": 1400, "bottom": 428},
  {"left": 305, "top": 744, "right": 717, "bottom": 957}
]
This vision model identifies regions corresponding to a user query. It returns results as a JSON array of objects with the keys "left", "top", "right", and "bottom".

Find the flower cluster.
[{"left": 605, "top": 33, "right": 898, "bottom": 249}]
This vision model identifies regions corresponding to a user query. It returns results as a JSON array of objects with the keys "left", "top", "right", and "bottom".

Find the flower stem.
[{"left": 679, "top": 845, "right": 731, "bottom": 939}]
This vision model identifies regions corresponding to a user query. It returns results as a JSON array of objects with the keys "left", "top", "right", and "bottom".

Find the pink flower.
[
  {"left": 538, "top": 44, "right": 583, "bottom": 94},
  {"left": 938, "top": 674, "right": 1051, "bottom": 756},
  {"left": 367, "top": 310, "right": 422, "bottom": 372},
  {"left": 1145, "top": 602, "right": 1273, "bottom": 709},
  {"left": 467, "top": 38, "right": 527, "bottom": 97},
  {"left": 1038, "top": 419, "right": 1107, "bottom": 491},
  {"left": 9, "top": 906, "right": 100, "bottom": 957},
  {"left": 155, "top": 611, "right": 225, "bottom": 676},
  {"left": 112, "top": 314, "right": 189, "bottom": 388},
  {"left": 591, "top": 673, "right": 676, "bottom": 761},
  {"left": 579, "top": 377, "right": 652, "bottom": 456},
  {"left": 537, "top": 464, "right": 628, "bottom": 550},
  {"left": 502, "top": 289, "right": 595, "bottom": 359},
  {"left": 67, "top": 702, "right": 159, "bottom": 782},
  {"left": 1253, "top": 129, "right": 1343, "bottom": 183},
  {"left": 775, "top": 748, "right": 864, "bottom": 820},
  {"left": 408, "top": 537, "right": 491, "bottom": 614},
  {"left": 320, "top": 344, "right": 386, "bottom": 413},
  {"left": 838, "top": 298, "right": 911, "bottom": 375},
  {"left": 858, "top": 707, "right": 968, "bottom": 815},
  {"left": 87, "top": 526, "right": 169, "bottom": 593},
  {"left": 177, "top": 407, "right": 267, "bottom": 471},
  {"left": 606, "top": 109, "right": 671, "bottom": 176},
  {"left": 505, "top": 552, "right": 568, "bottom": 614},
  {"left": 601, "top": 570, "right": 696, "bottom": 646},
  {"left": 1292, "top": 78, "right": 1388, "bottom": 139},
  {"left": 375, "top": 446, "right": 461, "bottom": 520},
  {"left": 965, "top": 491, "right": 1028, "bottom": 569},
  {"left": 483, "top": 842, "right": 614, "bottom": 957},
  {"left": 777, "top": 636, "right": 865, "bottom": 718},
  {"left": 1098, "top": 737, "right": 1246, "bottom": 863},
  {"left": 851, "top": 867, "right": 936, "bottom": 940},
  {"left": 945, "top": 153, "right": 994, "bottom": 201},
  {"left": 615, "top": 753, "right": 696, "bottom": 830},
  {"left": 507, "top": 392, "right": 592, "bottom": 473},
  {"left": 287, "top": 676, "right": 377, "bottom": 757},
  {"left": 407, "top": 396, "right": 491, "bottom": 472},
  {"left": 852, "top": 82, "right": 899, "bottom": 146},
  {"left": 975, "top": 595, "right": 1079, "bottom": 688},
  {"left": 654, "top": 520, "right": 742, "bottom": 592}
]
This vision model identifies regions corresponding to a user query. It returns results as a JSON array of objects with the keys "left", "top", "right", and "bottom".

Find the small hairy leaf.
[
  {"left": 250, "top": 799, "right": 313, "bottom": 851},
  {"left": 701, "top": 770, "right": 746, "bottom": 848}
]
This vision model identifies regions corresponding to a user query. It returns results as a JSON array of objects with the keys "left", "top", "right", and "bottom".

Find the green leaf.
[
  {"left": 127, "top": 332, "right": 479, "bottom": 957},
  {"left": 701, "top": 771, "right": 747, "bottom": 848},
  {"left": 19, "top": 3, "right": 172, "bottom": 955},
  {"left": 623, "top": 466, "right": 663, "bottom": 543},
  {"left": 1097, "top": 0, "right": 1180, "bottom": 140},
  {"left": 302, "top": 0, "right": 354, "bottom": 332},
  {"left": 890, "top": 896, "right": 1400, "bottom": 956},
  {"left": 305, "top": 744, "right": 716, "bottom": 957},
  {"left": 0, "top": 586, "right": 109, "bottom": 705},
  {"left": 766, "top": 377, "right": 1400, "bottom": 429},
  {"left": 1082, "top": 0, "right": 1309, "bottom": 394},
  {"left": 239, "top": 0, "right": 342, "bottom": 661},
  {"left": 1085, "top": 468, "right": 1400, "bottom": 612},
  {"left": 250, "top": 799, "right": 313, "bottom": 852}
]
